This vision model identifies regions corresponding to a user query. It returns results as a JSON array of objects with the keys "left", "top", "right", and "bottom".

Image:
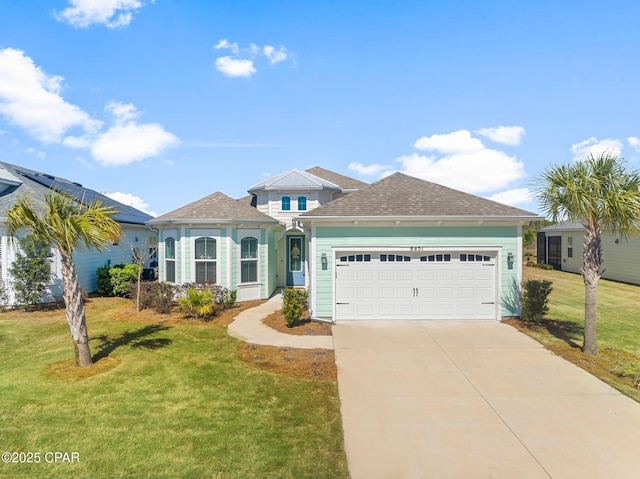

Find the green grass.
[
  {"left": 0, "top": 298, "right": 348, "bottom": 478},
  {"left": 523, "top": 266, "right": 640, "bottom": 356}
]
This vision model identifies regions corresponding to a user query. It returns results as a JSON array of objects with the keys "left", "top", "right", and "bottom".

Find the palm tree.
[
  {"left": 7, "top": 191, "right": 121, "bottom": 366},
  {"left": 535, "top": 152, "right": 640, "bottom": 355}
]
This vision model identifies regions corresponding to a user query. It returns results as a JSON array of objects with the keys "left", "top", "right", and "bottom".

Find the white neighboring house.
[
  {"left": 537, "top": 220, "right": 640, "bottom": 285},
  {"left": 0, "top": 162, "right": 157, "bottom": 306}
]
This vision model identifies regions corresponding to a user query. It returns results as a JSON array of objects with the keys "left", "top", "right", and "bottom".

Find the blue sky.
[{"left": 1, "top": 1, "right": 639, "bottom": 217}]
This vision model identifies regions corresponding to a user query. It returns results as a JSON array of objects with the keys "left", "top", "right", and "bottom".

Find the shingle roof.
[
  {"left": 0, "top": 161, "right": 152, "bottom": 225},
  {"left": 247, "top": 168, "right": 341, "bottom": 192},
  {"left": 540, "top": 220, "right": 584, "bottom": 232},
  {"left": 149, "top": 192, "right": 278, "bottom": 224},
  {"left": 299, "top": 172, "right": 540, "bottom": 219},
  {"left": 305, "top": 166, "right": 368, "bottom": 190}
]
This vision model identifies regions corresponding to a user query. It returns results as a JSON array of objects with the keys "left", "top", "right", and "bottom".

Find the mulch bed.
[
  {"left": 238, "top": 343, "right": 337, "bottom": 381},
  {"left": 261, "top": 309, "right": 332, "bottom": 336}
]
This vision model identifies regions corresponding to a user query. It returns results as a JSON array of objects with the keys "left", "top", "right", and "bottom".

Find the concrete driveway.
[{"left": 333, "top": 320, "right": 640, "bottom": 479}]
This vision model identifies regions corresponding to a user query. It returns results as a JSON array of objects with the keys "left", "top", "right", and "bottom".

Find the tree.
[
  {"left": 9, "top": 233, "right": 52, "bottom": 310},
  {"left": 128, "top": 239, "right": 157, "bottom": 312},
  {"left": 534, "top": 152, "right": 640, "bottom": 355},
  {"left": 7, "top": 191, "right": 121, "bottom": 366}
]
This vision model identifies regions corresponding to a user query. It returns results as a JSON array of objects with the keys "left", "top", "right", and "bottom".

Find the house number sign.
[{"left": 409, "top": 247, "right": 424, "bottom": 252}]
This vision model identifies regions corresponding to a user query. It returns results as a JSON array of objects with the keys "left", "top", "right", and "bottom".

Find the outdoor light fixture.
[
  {"left": 321, "top": 253, "right": 328, "bottom": 267},
  {"left": 507, "top": 252, "right": 514, "bottom": 263}
]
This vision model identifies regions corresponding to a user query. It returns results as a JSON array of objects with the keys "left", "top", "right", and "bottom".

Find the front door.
[
  {"left": 547, "top": 236, "right": 562, "bottom": 270},
  {"left": 286, "top": 236, "right": 305, "bottom": 286}
]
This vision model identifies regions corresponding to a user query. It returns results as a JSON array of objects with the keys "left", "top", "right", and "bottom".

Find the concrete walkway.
[
  {"left": 333, "top": 320, "right": 640, "bottom": 479},
  {"left": 227, "top": 293, "right": 334, "bottom": 350}
]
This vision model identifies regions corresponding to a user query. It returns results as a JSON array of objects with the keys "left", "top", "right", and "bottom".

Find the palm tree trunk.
[
  {"left": 581, "top": 227, "right": 602, "bottom": 355},
  {"left": 61, "top": 254, "right": 93, "bottom": 367}
]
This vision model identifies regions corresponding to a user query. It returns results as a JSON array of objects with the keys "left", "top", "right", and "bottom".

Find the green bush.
[
  {"left": 521, "top": 279, "right": 553, "bottom": 323},
  {"left": 282, "top": 288, "right": 309, "bottom": 327},
  {"left": 96, "top": 263, "right": 140, "bottom": 297},
  {"left": 178, "top": 287, "right": 219, "bottom": 320},
  {"left": 526, "top": 261, "right": 554, "bottom": 270},
  {"left": 9, "top": 234, "right": 51, "bottom": 310}
]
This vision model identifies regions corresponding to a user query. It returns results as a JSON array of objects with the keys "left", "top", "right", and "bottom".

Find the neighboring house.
[
  {"left": 153, "top": 167, "right": 540, "bottom": 320},
  {"left": 0, "top": 161, "right": 156, "bottom": 305},
  {"left": 537, "top": 221, "right": 640, "bottom": 285}
]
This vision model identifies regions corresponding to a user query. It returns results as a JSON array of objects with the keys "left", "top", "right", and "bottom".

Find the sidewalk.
[{"left": 227, "top": 293, "right": 334, "bottom": 350}]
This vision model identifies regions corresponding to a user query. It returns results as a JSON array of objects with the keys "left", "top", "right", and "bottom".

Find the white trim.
[
  {"left": 309, "top": 224, "right": 317, "bottom": 317},
  {"left": 226, "top": 230, "right": 232, "bottom": 289},
  {"left": 516, "top": 225, "right": 523, "bottom": 317},
  {"left": 238, "top": 229, "right": 261, "bottom": 286},
  {"left": 191, "top": 230, "right": 221, "bottom": 283}
]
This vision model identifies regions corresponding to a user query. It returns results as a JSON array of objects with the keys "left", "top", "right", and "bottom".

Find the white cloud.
[
  {"left": 105, "top": 192, "right": 157, "bottom": 217},
  {"left": 24, "top": 147, "right": 46, "bottom": 159},
  {"left": 487, "top": 188, "right": 532, "bottom": 207},
  {"left": 214, "top": 39, "right": 240, "bottom": 54},
  {"left": 396, "top": 149, "right": 526, "bottom": 194},
  {"left": 215, "top": 56, "right": 257, "bottom": 78},
  {"left": 263, "top": 45, "right": 288, "bottom": 64},
  {"left": 628, "top": 137, "right": 640, "bottom": 152},
  {"left": 414, "top": 129, "right": 484, "bottom": 154},
  {"left": 91, "top": 102, "right": 179, "bottom": 166},
  {"left": 570, "top": 137, "right": 623, "bottom": 158},
  {"left": 476, "top": 126, "right": 525, "bottom": 146},
  {"left": 55, "top": 0, "right": 150, "bottom": 29},
  {"left": 348, "top": 162, "right": 393, "bottom": 177},
  {"left": 213, "top": 39, "right": 294, "bottom": 78},
  {"left": 0, "top": 48, "right": 101, "bottom": 143}
]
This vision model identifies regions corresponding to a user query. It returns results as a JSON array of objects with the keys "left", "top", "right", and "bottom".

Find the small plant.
[
  {"left": 96, "top": 262, "right": 140, "bottom": 297},
  {"left": 282, "top": 288, "right": 309, "bottom": 327},
  {"left": 612, "top": 361, "right": 640, "bottom": 388},
  {"left": 131, "top": 282, "right": 175, "bottom": 314},
  {"left": 9, "top": 234, "right": 52, "bottom": 310},
  {"left": 521, "top": 279, "right": 553, "bottom": 323},
  {"left": 178, "top": 287, "right": 218, "bottom": 320},
  {"left": 526, "top": 261, "right": 554, "bottom": 270}
]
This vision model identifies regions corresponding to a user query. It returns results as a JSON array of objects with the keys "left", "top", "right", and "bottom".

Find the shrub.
[
  {"left": 96, "top": 263, "right": 112, "bottom": 296},
  {"left": 282, "top": 288, "right": 309, "bottom": 327},
  {"left": 130, "top": 282, "right": 175, "bottom": 314},
  {"left": 521, "top": 279, "right": 553, "bottom": 323},
  {"left": 9, "top": 234, "right": 51, "bottom": 310},
  {"left": 178, "top": 287, "right": 219, "bottom": 320},
  {"left": 110, "top": 264, "right": 140, "bottom": 297},
  {"left": 97, "top": 263, "right": 140, "bottom": 297},
  {"left": 526, "top": 261, "right": 554, "bottom": 270},
  {"left": 612, "top": 361, "right": 640, "bottom": 388}
]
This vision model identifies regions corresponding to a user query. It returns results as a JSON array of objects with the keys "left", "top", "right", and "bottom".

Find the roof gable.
[
  {"left": 305, "top": 166, "right": 368, "bottom": 190},
  {"left": 150, "top": 191, "right": 278, "bottom": 224},
  {"left": 247, "top": 168, "right": 341, "bottom": 193},
  {"left": 299, "top": 172, "right": 539, "bottom": 219}
]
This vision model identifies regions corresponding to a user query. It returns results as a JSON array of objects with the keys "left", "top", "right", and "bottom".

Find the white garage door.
[{"left": 335, "top": 251, "right": 497, "bottom": 320}]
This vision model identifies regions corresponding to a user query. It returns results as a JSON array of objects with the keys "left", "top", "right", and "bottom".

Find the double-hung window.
[
  {"left": 297, "top": 196, "right": 307, "bottom": 211},
  {"left": 240, "top": 237, "right": 258, "bottom": 283},
  {"left": 165, "top": 237, "right": 176, "bottom": 282},
  {"left": 195, "top": 237, "right": 216, "bottom": 283},
  {"left": 281, "top": 196, "right": 291, "bottom": 211}
]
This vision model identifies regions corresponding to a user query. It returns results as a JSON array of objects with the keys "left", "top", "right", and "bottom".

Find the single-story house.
[
  {"left": 0, "top": 161, "right": 156, "bottom": 305},
  {"left": 151, "top": 167, "right": 540, "bottom": 321},
  {"left": 537, "top": 220, "right": 640, "bottom": 285}
]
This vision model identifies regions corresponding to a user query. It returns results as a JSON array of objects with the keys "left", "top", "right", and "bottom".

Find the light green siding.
[
  {"left": 560, "top": 230, "right": 640, "bottom": 285},
  {"left": 312, "top": 225, "right": 521, "bottom": 318}
]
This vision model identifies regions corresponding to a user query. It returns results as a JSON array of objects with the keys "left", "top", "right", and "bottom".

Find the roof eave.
[
  {"left": 298, "top": 214, "right": 543, "bottom": 223},
  {"left": 147, "top": 218, "right": 283, "bottom": 226}
]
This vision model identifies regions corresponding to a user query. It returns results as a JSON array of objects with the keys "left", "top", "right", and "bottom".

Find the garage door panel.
[{"left": 335, "top": 251, "right": 497, "bottom": 320}]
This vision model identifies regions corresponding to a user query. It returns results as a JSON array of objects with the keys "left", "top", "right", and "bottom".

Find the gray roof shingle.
[
  {"left": 305, "top": 166, "right": 368, "bottom": 190},
  {"left": 247, "top": 168, "right": 341, "bottom": 192},
  {"left": 299, "top": 172, "right": 539, "bottom": 219},
  {"left": 0, "top": 161, "right": 152, "bottom": 225},
  {"left": 149, "top": 191, "right": 278, "bottom": 224}
]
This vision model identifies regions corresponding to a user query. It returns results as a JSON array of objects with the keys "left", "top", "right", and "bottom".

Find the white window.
[
  {"left": 194, "top": 237, "right": 217, "bottom": 283},
  {"left": 165, "top": 237, "right": 176, "bottom": 282},
  {"left": 240, "top": 237, "right": 258, "bottom": 283}
]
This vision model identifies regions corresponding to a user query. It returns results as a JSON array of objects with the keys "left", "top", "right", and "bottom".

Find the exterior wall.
[
  {"left": 310, "top": 224, "right": 521, "bottom": 319},
  {"left": 254, "top": 190, "right": 336, "bottom": 228},
  {"left": 0, "top": 224, "right": 155, "bottom": 305},
  {"left": 156, "top": 224, "right": 280, "bottom": 300},
  {"left": 558, "top": 230, "right": 640, "bottom": 285}
]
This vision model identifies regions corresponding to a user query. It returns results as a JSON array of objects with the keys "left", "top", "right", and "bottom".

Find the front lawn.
[
  {"left": 0, "top": 297, "right": 348, "bottom": 478},
  {"left": 511, "top": 266, "right": 640, "bottom": 402}
]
